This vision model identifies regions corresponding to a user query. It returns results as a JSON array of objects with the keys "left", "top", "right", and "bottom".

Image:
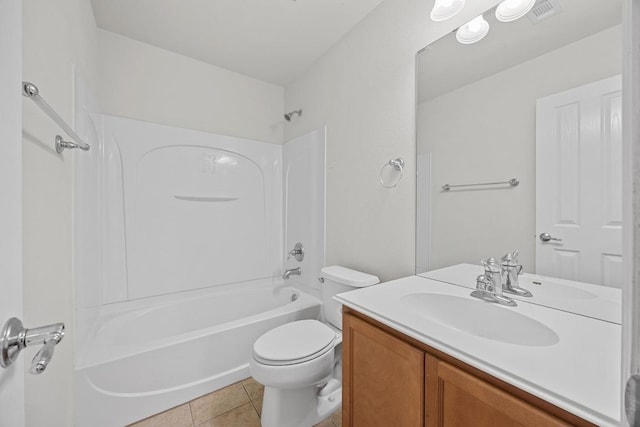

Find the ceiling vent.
[{"left": 527, "top": 0, "right": 563, "bottom": 24}]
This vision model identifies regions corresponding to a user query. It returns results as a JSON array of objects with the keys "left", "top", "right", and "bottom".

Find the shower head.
[{"left": 284, "top": 109, "right": 302, "bottom": 122}]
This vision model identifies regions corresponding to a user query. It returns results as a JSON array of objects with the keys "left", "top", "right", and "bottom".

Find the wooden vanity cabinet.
[
  {"left": 342, "top": 311, "right": 424, "bottom": 426},
  {"left": 426, "top": 355, "right": 571, "bottom": 427},
  {"left": 342, "top": 308, "right": 595, "bottom": 427}
]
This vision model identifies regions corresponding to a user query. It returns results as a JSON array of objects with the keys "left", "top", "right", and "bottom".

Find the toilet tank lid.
[{"left": 321, "top": 265, "right": 380, "bottom": 287}]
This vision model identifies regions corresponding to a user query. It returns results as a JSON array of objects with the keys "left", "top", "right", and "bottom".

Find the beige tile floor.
[{"left": 129, "top": 377, "right": 342, "bottom": 427}]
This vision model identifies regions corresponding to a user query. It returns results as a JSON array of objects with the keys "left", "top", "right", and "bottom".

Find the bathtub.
[{"left": 74, "top": 278, "right": 321, "bottom": 427}]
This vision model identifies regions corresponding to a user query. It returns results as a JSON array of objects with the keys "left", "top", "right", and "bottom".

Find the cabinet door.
[
  {"left": 426, "top": 355, "right": 570, "bottom": 427},
  {"left": 343, "top": 312, "right": 425, "bottom": 427}
]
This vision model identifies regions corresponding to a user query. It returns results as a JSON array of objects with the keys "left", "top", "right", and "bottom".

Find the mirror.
[{"left": 416, "top": 0, "right": 623, "bottom": 288}]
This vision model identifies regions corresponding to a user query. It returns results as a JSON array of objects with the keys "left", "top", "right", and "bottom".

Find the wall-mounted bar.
[
  {"left": 442, "top": 178, "right": 519, "bottom": 191},
  {"left": 173, "top": 195, "right": 239, "bottom": 202},
  {"left": 22, "top": 81, "right": 90, "bottom": 153}
]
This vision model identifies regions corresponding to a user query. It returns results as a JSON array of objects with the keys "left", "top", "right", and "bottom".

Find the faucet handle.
[{"left": 287, "top": 243, "right": 304, "bottom": 262}]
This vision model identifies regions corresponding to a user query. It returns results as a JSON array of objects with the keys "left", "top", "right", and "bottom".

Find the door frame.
[
  {"left": 0, "top": 0, "right": 24, "bottom": 425},
  {"left": 622, "top": 0, "right": 640, "bottom": 425}
]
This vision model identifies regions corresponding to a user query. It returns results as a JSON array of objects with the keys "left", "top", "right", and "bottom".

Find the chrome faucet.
[
  {"left": 501, "top": 250, "right": 533, "bottom": 297},
  {"left": 470, "top": 258, "right": 516, "bottom": 307},
  {"left": 283, "top": 267, "right": 301, "bottom": 280},
  {"left": 470, "top": 274, "right": 498, "bottom": 303}
]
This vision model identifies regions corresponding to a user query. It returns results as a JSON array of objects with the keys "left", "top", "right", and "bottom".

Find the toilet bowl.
[{"left": 250, "top": 266, "right": 379, "bottom": 427}]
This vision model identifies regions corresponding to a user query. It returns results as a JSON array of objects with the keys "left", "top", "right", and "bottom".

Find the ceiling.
[
  {"left": 417, "top": 0, "right": 622, "bottom": 103},
  {"left": 91, "top": 0, "right": 386, "bottom": 86}
]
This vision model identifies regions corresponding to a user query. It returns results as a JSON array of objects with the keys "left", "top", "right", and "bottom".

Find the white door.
[
  {"left": 0, "top": 0, "right": 25, "bottom": 425},
  {"left": 536, "top": 75, "right": 623, "bottom": 287}
]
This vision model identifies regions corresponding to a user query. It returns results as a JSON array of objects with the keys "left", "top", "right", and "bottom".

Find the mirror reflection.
[{"left": 416, "top": 0, "right": 623, "bottom": 288}]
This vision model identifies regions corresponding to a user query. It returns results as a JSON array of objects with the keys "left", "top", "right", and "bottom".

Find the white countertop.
[
  {"left": 335, "top": 275, "right": 621, "bottom": 426},
  {"left": 420, "top": 263, "right": 622, "bottom": 324}
]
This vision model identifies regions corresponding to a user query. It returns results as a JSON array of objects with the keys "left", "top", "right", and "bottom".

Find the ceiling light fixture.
[
  {"left": 495, "top": 0, "right": 536, "bottom": 22},
  {"left": 430, "top": 0, "right": 466, "bottom": 22},
  {"left": 456, "top": 14, "right": 490, "bottom": 44}
]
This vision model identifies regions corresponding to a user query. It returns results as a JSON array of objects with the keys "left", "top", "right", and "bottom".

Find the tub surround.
[
  {"left": 97, "top": 115, "right": 283, "bottom": 303},
  {"left": 335, "top": 276, "right": 621, "bottom": 426},
  {"left": 420, "top": 263, "right": 622, "bottom": 324}
]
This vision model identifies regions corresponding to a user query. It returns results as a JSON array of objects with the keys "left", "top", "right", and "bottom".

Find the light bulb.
[
  {"left": 495, "top": 0, "right": 536, "bottom": 22},
  {"left": 430, "top": 0, "right": 466, "bottom": 22},
  {"left": 456, "top": 15, "right": 490, "bottom": 44}
]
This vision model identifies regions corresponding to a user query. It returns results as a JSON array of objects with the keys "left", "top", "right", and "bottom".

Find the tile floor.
[{"left": 129, "top": 377, "right": 342, "bottom": 427}]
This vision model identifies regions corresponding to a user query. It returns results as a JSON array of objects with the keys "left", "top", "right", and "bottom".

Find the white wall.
[
  {"left": 418, "top": 25, "right": 622, "bottom": 272},
  {"left": 22, "top": 0, "right": 99, "bottom": 425},
  {"left": 283, "top": 0, "right": 502, "bottom": 282},
  {"left": 98, "top": 30, "right": 285, "bottom": 145}
]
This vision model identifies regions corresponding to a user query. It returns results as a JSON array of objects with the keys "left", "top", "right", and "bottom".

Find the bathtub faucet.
[{"left": 283, "top": 267, "right": 302, "bottom": 280}]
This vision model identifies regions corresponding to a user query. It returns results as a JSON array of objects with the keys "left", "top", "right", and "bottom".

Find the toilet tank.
[{"left": 321, "top": 266, "right": 379, "bottom": 330}]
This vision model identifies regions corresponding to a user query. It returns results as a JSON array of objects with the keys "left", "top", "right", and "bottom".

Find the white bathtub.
[{"left": 74, "top": 278, "right": 321, "bottom": 427}]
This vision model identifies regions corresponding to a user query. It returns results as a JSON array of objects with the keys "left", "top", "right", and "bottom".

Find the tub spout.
[{"left": 283, "top": 267, "right": 301, "bottom": 280}]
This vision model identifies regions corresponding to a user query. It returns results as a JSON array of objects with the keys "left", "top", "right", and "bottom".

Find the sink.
[{"left": 401, "top": 293, "right": 559, "bottom": 347}]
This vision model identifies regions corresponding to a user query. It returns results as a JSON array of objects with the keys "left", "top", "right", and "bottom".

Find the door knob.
[
  {"left": 0, "top": 317, "right": 64, "bottom": 374},
  {"left": 539, "top": 233, "right": 562, "bottom": 242}
]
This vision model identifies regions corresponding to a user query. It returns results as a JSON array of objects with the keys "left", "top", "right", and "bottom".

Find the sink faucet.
[
  {"left": 471, "top": 258, "right": 516, "bottom": 307},
  {"left": 501, "top": 250, "right": 533, "bottom": 297},
  {"left": 283, "top": 267, "right": 301, "bottom": 280}
]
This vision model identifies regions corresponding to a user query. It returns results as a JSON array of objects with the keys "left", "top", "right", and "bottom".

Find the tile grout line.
[
  {"left": 187, "top": 400, "right": 195, "bottom": 427},
  {"left": 239, "top": 381, "right": 256, "bottom": 419},
  {"left": 136, "top": 379, "right": 264, "bottom": 427},
  {"left": 240, "top": 379, "right": 262, "bottom": 419},
  {"left": 249, "top": 398, "right": 261, "bottom": 418},
  {"left": 200, "top": 380, "right": 255, "bottom": 426}
]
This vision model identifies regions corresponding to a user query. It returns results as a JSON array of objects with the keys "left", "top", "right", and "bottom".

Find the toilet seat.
[{"left": 253, "top": 320, "right": 336, "bottom": 366}]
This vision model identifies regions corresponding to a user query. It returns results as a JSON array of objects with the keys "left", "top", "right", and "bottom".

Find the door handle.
[
  {"left": 539, "top": 233, "right": 562, "bottom": 242},
  {"left": 0, "top": 317, "right": 64, "bottom": 374}
]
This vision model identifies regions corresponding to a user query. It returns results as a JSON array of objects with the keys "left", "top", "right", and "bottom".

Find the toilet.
[{"left": 250, "top": 265, "right": 379, "bottom": 427}]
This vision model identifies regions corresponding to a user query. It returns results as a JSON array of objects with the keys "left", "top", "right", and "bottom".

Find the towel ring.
[{"left": 379, "top": 158, "right": 405, "bottom": 188}]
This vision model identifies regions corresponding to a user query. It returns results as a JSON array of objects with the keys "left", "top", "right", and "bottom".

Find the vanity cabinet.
[
  {"left": 342, "top": 308, "right": 595, "bottom": 427},
  {"left": 426, "top": 356, "right": 570, "bottom": 426},
  {"left": 342, "top": 310, "right": 424, "bottom": 426}
]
